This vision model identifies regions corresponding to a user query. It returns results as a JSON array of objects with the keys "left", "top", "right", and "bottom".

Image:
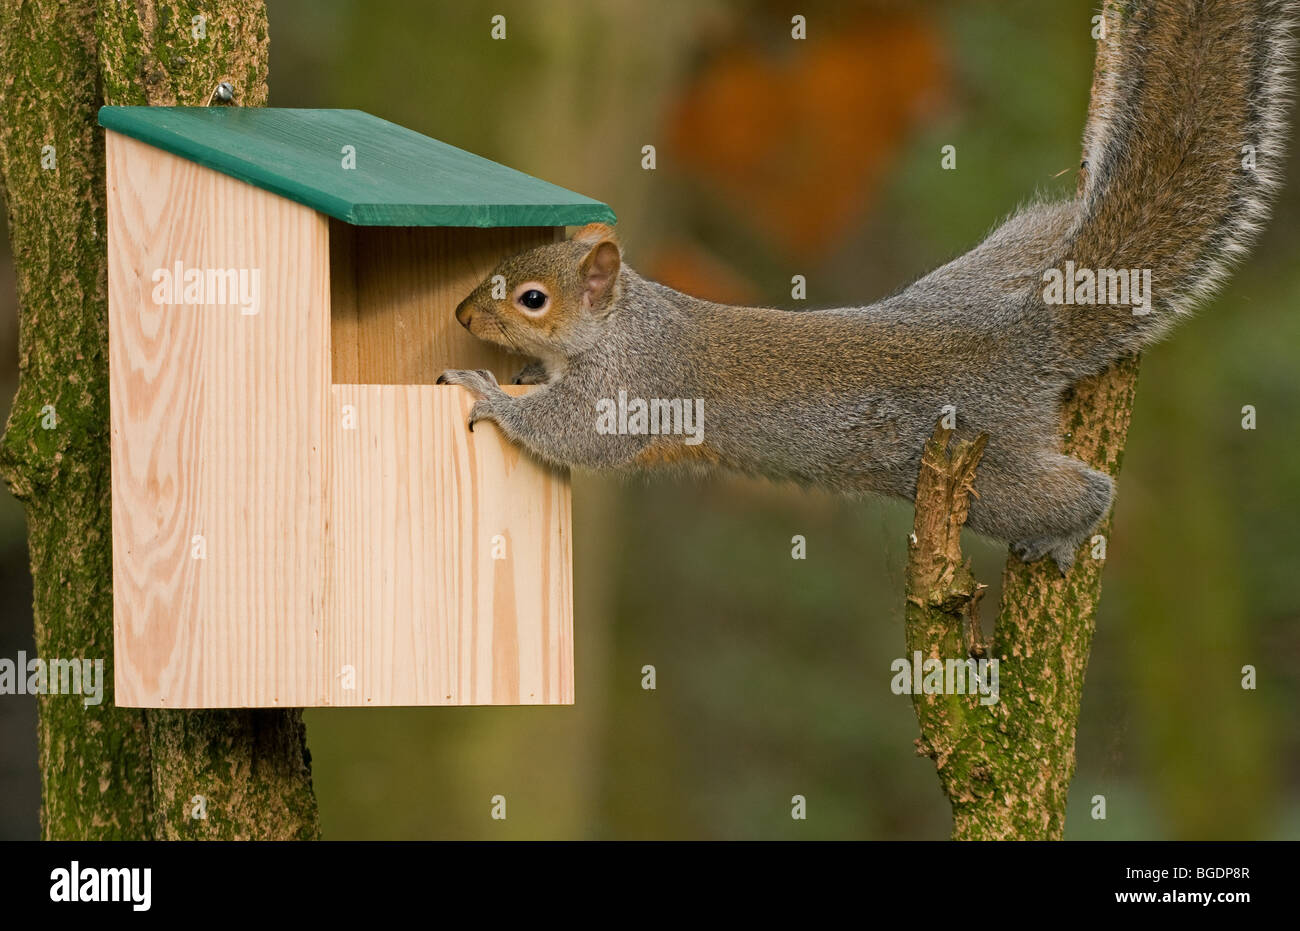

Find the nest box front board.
[{"left": 100, "top": 106, "right": 615, "bottom": 708}]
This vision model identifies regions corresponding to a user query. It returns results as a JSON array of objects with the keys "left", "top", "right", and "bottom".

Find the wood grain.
[
  {"left": 108, "top": 131, "right": 331, "bottom": 707},
  {"left": 109, "top": 133, "right": 574, "bottom": 707},
  {"left": 325, "top": 384, "right": 573, "bottom": 706}
]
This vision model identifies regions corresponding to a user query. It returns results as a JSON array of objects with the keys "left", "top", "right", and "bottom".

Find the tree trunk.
[
  {"left": 0, "top": 0, "right": 318, "bottom": 839},
  {"left": 905, "top": 359, "right": 1139, "bottom": 839},
  {"left": 903, "top": 13, "right": 1146, "bottom": 836}
]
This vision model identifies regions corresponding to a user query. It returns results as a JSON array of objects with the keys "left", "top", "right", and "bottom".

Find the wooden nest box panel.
[{"left": 100, "top": 106, "right": 614, "bottom": 708}]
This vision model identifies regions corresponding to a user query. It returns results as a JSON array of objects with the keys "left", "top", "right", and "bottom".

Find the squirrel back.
[{"left": 441, "top": 0, "right": 1296, "bottom": 573}]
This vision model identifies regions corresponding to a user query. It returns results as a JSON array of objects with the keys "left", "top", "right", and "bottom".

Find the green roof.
[{"left": 98, "top": 106, "right": 616, "bottom": 228}]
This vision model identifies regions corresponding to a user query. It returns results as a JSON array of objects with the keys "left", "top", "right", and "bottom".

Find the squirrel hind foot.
[
  {"left": 996, "top": 456, "right": 1113, "bottom": 576},
  {"left": 1011, "top": 536, "right": 1079, "bottom": 576}
]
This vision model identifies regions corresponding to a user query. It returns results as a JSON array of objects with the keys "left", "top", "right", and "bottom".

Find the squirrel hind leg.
[{"left": 970, "top": 453, "right": 1114, "bottom": 575}]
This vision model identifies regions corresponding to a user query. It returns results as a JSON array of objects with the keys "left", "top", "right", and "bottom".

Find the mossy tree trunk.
[
  {"left": 905, "top": 360, "right": 1139, "bottom": 839},
  {"left": 0, "top": 0, "right": 319, "bottom": 839},
  {"left": 904, "top": 16, "right": 1145, "bottom": 836}
]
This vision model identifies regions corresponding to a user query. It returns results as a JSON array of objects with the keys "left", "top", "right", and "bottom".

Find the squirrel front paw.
[
  {"left": 466, "top": 399, "right": 507, "bottom": 433},
  {"left": 436, "top": 368, "right": 500, "bottom": 398},
  {"left": 436, "top": 369, "right": 511, "bottom": 433}
]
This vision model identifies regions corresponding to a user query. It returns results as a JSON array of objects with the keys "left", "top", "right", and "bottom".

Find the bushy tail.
[{"left": 1055, "top": 0, "right": 1295, "bottom": 375}]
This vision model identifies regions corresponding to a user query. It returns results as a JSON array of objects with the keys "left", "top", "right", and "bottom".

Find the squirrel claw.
[
  {"left": 466, "top": 398, "right": 501, "bottom": 434},
  {"left": 437, "top": 368, "right": 500, "bottom": 399}
]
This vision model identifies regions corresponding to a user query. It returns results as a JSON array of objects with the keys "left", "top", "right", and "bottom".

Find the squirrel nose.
[{"left": 455, "top": 299, "right": 473, "bottom": 328}]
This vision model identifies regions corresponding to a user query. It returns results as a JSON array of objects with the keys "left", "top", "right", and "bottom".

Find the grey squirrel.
[{"left": 439, "top": 0, "right": 1295, "bottom": 573}]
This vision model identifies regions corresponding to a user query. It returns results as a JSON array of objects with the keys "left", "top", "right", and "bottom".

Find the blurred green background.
[{"left": 0, "top": 0, "right": 1296, "bottom": 839}]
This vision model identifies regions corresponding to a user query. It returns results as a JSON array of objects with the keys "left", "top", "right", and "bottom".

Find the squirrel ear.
[
  {"left": 579, "top": 239, "right": 621, "bottom": 313},
  {"left": 573, "top": 222, "right": 618, "bottom": 246}
]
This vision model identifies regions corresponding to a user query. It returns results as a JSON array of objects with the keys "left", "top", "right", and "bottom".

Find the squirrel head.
[{"left": 454, "top": 223, "right": 623, "bottom": 358}]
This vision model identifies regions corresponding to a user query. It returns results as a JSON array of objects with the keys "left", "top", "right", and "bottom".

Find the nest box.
[{"left": 100, "top": 106, "right": 614, "bottom": 708}]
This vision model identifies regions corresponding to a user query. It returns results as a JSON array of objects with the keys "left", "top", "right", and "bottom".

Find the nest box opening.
[
  {"left": 100, "top": 106, "right": 613, "bottom": 709},
  {"left": 327, "top": 221, "right": 563, "bottom": 386}
]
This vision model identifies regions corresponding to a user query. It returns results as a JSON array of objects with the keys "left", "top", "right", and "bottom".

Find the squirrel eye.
[{"left": 519, "top": 289, "right": 548, "bottom": 311}]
